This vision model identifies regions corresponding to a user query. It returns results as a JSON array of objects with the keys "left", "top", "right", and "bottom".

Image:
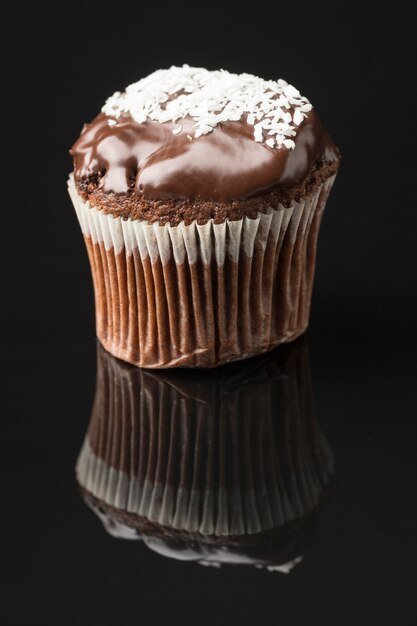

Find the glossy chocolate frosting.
[{"left": 71, "top": 110, "right": 339, "bottom": 203}]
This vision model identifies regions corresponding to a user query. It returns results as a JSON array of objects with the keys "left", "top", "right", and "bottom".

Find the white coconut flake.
[
  {"left": 283, "top": 139, "right": 296, "bottom": 149},
  {"left": 101, "top": 65, "right": 312, "bottom": 150},
  {"left": 292, "top": 109, "right": 303, "bottom": 126}
]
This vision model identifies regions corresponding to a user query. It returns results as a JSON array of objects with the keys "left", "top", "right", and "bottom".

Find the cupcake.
[
  {"left": 76, "top": 338, "right": 335, "bottom": 569},
  {"left": 69, "top": 65, "right": 340, "bottom": 368}
]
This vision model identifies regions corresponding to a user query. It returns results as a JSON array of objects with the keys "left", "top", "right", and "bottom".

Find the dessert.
[{"left": 69, "top": 66, "right": 340, "bottom": 368}]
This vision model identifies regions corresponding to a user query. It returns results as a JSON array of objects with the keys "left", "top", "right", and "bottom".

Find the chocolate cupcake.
[
  {"left": 76, "top": 339, "right": 335, "bottom": 569},
  {"left": 69, "top": 65, "right": 340, "bottom": 368}
]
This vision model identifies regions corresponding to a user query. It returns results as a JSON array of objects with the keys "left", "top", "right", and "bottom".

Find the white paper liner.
[
  {"left": 68, "top": 175, "right": 334, "bottom": 263},
  {"left": 68, "top": 174, "right": 336, "bottom": 368}
]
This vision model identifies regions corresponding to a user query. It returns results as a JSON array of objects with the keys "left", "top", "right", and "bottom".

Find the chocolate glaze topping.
[{"left": 71, "top": 110, "right": 339, "bottom": 204}]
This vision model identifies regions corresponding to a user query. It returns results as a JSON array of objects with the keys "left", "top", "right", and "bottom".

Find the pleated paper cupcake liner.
[
  {"left": 76, "top": 340, "right": 335, "bottom": 537},
  {"left": 68, "top": 175, "right": 336, "bottom": 368}
]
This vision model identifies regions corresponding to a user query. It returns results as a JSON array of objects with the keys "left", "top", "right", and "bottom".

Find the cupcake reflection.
[{"left": 76, "top": 338, "right": 335, "bottom": 571}]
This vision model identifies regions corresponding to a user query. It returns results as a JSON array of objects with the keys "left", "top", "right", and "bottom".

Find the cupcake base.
[{"left": 69, "top": 174, "right": 335, "bottom": 368}]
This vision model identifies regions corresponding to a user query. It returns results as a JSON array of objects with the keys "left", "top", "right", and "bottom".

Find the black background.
[{"left": 2, "top": 3, "right": 416, "bottom": 625}]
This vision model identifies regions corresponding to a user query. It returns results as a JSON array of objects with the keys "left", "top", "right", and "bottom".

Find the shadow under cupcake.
[{"left": 76, "top": 337, "right": 335, "bottom": 570}]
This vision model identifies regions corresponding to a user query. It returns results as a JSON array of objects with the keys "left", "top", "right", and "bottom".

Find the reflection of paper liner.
[
  {"left": 68, "top": 175, "right": 336, "bottom": 368},
  {"left": 81, "top": 489, "right": 317, "bottom": 571},
  {"left": 76, "top": 339, "right": 335, "bottom": 539}
]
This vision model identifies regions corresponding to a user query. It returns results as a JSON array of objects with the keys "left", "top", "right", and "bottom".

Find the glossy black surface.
[
  {"left": 2, "top": 3, "right": 416, "bottom": 625},
  {"left": 3, "top": 329, "right": 415, "bottom": 625}
]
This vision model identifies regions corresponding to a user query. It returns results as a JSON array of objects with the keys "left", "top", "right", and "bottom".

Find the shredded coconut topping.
[{"left": 102, "top": 65, "right": 312, "bottom": 150}]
